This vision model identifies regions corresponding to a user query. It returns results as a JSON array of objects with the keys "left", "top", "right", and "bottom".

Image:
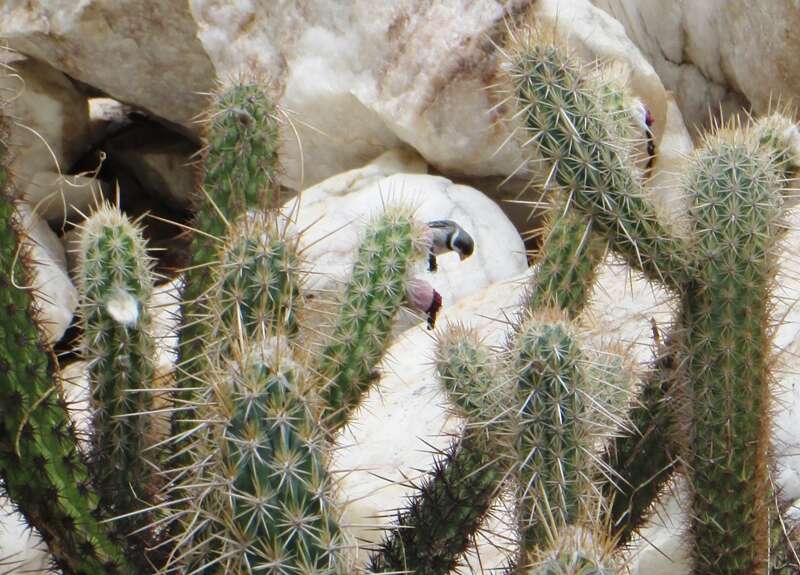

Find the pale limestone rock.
[
  {"left": 2, "top": 0, "right": 665, "bottom": 192},
  {"left": 648, "top": 94, "right": 694, "bottom": 226},
  {"left": 0, "top": 498, "right": 50, "bottom": 574},
  {"left": 16, "top": 203, "right": 78, "bottom": 343},
  {"left": 281, "top": 152, "right": 529, "bottom": 332},
  {"left": 0, "top": 54, "right": 95, "bottom": 221},
  {"left": 592, "top": 0, "right": 800, "bottom": 135},
  {"left": 0, "top": 1, "right": 215, "bottom": 133}
]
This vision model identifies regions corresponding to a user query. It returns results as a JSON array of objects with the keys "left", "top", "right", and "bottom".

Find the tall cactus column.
[
  {"left": 77, "top": 205, "right": 158, "bottom": 551},
  {"left": 680, "top": 131, "right": 785, "bottom": 574},
  {"left": 174, "top": 82, "right": 281, "bottom": 444}
]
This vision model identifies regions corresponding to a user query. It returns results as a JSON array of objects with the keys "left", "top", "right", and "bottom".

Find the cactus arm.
[
  {"left": 369, "top": 327, "right": 507, "bottom": 574},
  {"left": 184, "top": 346, "right": 342, "bottom": 574},
  {"left": 77, "top": 205, "right": 158, "bottom": 546},
  {"left": 679, "top": 134, "right": 784, "bottom": 574},
  {"left": 503, "top": 27, "right": 689, "bottom": 289},
  {"left": 512, "top": 315, "right": 598, "bottom": 555},
  {"left": 174, "top": 82, "right": 280, "bottom": 442},
  {"left": 522, "top": 203, "right": 606, "bottom": 321},
  {"left": 315, "top": 207, "right": 427, "bottom": 432}
]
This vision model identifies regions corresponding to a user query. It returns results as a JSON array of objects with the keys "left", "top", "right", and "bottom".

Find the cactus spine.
[
  {"left": 521, "top": 203, "right": 606, "bottom": 321},
  {"left": 77, "top": 204, "right": 158, "bottom": 544},
  {"left": 0, "top": 99, "right": 131, "bottom": 574},
  {"left": 197, "top": 342, "right": 342, "bottom": 573},
  {"left": 503, "top": 24, "right": 689, "bottom": 289},
  {"left": 316, "top": 207, "right": 428, "bottom": 432}
]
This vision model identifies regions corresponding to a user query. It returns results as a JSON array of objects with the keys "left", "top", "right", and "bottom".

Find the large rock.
[
  {"left": 0, "top": 53, "right": 94, "bottom": 221},
  {"left": 592, "top": 0, "right": 800, "bottom": 135},
  {"left": 1, "top": 0, "right": 665, "bottom": 192},
  {"left": 0, "top": 2, "right": 215, "bottom": 133}
]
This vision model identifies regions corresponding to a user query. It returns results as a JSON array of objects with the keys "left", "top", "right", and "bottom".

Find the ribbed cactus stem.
[
  {"left": 523, "top": 527, "right": 618, "bottom": 575},
  {"left": 513, "top": 314, "right": 597, "bottom": 555},
  {"left": 0, "top": 106, "right": 131, "bottom": 573},
  {"left": 316, "top": 207, "right": 428, "bottom": 432},
  {"left": 204, "top": 341, "right": 341, "bottom": 573},
  {"left": 680, "top": 130, "right": 784, "bottom": 574},
  {"left": 369, "top": 327, "right": 507, "bottom": 575},
  {"left": 504, "top": 25, "right": 689, "bottom": 289},
  {"left": 78, "top": 204, "right": 158, "bottom": 545},
  {"left": 211, "top": 213, "right": 300, "bottom": 349},
  {"left": 521, "top": 200, "right": 606, "bottom": 322},
  {"left": 175, "top": 81, "right": 281, "bottom": 442}
]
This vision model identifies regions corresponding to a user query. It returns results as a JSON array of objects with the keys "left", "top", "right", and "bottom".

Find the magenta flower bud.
[{"left": 405, "top": 278, "right": 443, "bottom": 330}]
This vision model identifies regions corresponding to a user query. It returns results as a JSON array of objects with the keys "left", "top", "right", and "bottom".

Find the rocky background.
[{"left": 1, "top": 0, "right": 800, "bottom": 573}]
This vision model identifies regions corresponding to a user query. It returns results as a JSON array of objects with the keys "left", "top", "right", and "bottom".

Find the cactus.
[
  {"left": 315, "top": 207, "right": 429, "bottom": 432},
  {"left": 77, "top": 204, "right": 159, "bottom": 546},
  {"left": 0, "top": 99, "right": 132, "bottom": 574},
  {"left": 521, "top": 201, "right": 606, "bottom": 321},
  {"left": 369, "top": 326, "right": 509, "bottom": 575},
  {"left": 503, "top": 23, "right": 689, "bottom": 290},
  {"left": 210, "top": 212, "right": 301, "bottom": 353},
  {"left": 183, "top": 339, "right": 343, "bottom": 574},
  {"left": 175, "top": 80, "right": 281, "bottom": 444},
  {"left": 512, "top": 313, "right": 600, "bottom": 555},
  {"left": 523, "top": 527, "right": 617, "bottom": 575},
  {"left": 679, "top": 129, "right": 785, "bottom": 574}
]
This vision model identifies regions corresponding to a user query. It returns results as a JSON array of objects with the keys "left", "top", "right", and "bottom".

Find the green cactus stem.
[
  {"left": 521, "top": 200, "right": 607, "bottom": 322},
  {"left": 0, "top": 106, "right": 131, "bottom": 573},
  {"left": 369, "top": 326, "right": 509, "bottom": 575},
  {"left": 77, "top": 204, "right": 158, "bottom": 547},
  {"left": 210, "top": 213, "right": 301, "bottom": 351},
  {"left": 315, "top": 207, "right": 428, "bottom": 433},
  {"left": 183, "top": 340, "right": 342, "bottom": 574},
  {"left": 503, "top": 24, "right": 689, "bottom": 289},
  {"left": 512, "top": 313, "right": 598, "bottom": 555},
  {"left": 680, "top": 129, "right": 785, "bottom": 574},
  {"left": 174, "top": 81, "right": 281, "bottom": 445}
]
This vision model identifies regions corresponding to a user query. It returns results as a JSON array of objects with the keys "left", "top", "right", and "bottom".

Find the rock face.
[
  {"left": 1, "top": 0, "right": 665, "bottom": 192},
  {"left": 592, "top": 0, "right": 800, "bottom": 135},
  {"left": 0, "top": 54, "right": 94, "bottom": 221},
  {"left": 0, "top": 2, "right": 215, "bottom": 133}
]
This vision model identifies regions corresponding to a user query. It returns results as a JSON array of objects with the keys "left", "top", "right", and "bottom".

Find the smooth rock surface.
[
  {"left": 0, "top": 53, "right": 94, "bottom": 221},
  {"left": 282, "top": 151, "right": 529, "bottom": 332},
  {"left": 592, "top": 0, "right": 800, "bottom": 135},
  {"left": 1, "top": 0, "right": 665, "bottom": 192},
  {"left": 16, "top": 203, "right": 78, "bottom": 343},
  {"left": 647, "top": 94, "right": 694, "bottom": 226},
  {"left": 0, "top": 1, "right": 215, "bottom": 133}
]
